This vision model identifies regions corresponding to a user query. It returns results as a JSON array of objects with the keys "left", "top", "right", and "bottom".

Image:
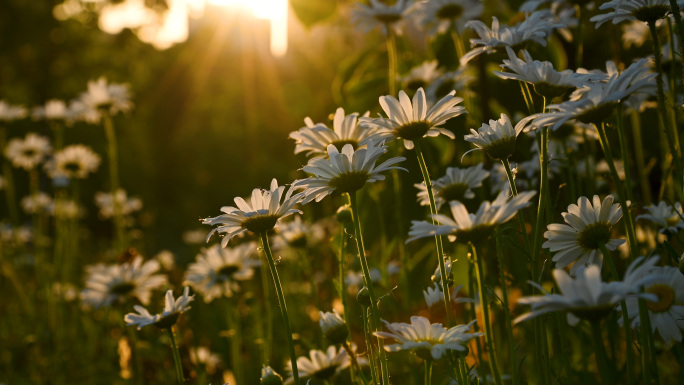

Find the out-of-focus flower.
[
  {"left": 32, "top": 99, "right": 68, "bottom": 121},
  {"left": 81, "top": 257, "right": 167, "bottom": 308},
  {"left": 622, "top": 20, "right": 650, "bottom": 48},
  {"left": 289, "top": 107, "right": 381, "bottom": 158},
  {"left": 51, "top": 144, "right": 101, "bottom": 179},
  {"left": 591, "top": 0, "right": 684, "bottom": 27},
  {"left": 351, "top": 0, "right": 412, "bottom": 36},
  {"left": 0, "top": 101, "right": 28, "bottom": 122},
  {"left": 360, "top": 87, "right": 465, "bottom": 149},
  {"left": 411, "top": 0, "right": 484, "bottom": 34},
  {"left": 543, "top": 195, "right": 625, "bottom": 275},
  {"left": 124, "top": 286, "right": 194, "bottom": 330},
  {"left": 95, "top": 189, "right": 143, "bottom": 219},
  {"left": 21, "top": 192, "right": 53, "bottom": 215},
  {"left": 183, "top": 243, "right": 260, "bottom": 302},
  {"left": 461, "top": 12, "right": 565, "bottom": 65},
  {"left": 415, "top": 163, "right": 489, "bottom": 209},
  {"left": 285, "top": 345, "right": 355, "bottom": 384},
  {"left": 515, "top": 257, "right": 659, "bottom": 325},
  {"left": 426, "top": 67, "right": 474, "bottom": 102},
  {"left": 154, "top": 250, "right": 176, "bottom": 270},
  {"left": 202, "top": 179, "right": 304, "bottom": 247},
  {"left": 295, "top": 143, "right": 406, "bottom": 204},
  {"left": 182, "top": 229, "right": 208, "bottom": 244},
  {"left": 78, "top": 77, "right": 133, "bottom": 122},
  {"left": 374, "top": 316, "right": 481, "bottom": 360},
  {"left": 50, "top": 199, "right": 82, "bottom": 219},
  {"left": 190, "top": 347, "right": 222, "bottom": 375},
  {"left": 408, "top": 191, "right": 536, "bottom": 244},
  {"left": 637, "top": 201, "right": 684, "bottom": 233},
  {"left": 274, "top": 216, "right": 326, "bottom": 250},
  {"left": 5, "top": 133, "right": 52, "bottom": 170},
  {"left": 400, "top": 61, "right": 444, "bottom": 95}
]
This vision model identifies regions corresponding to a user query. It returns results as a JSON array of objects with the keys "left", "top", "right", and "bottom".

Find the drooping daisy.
[
  {"left": 124, "top": 286, "right": 195, "bottom": 330},
  {"left": 637, "top": 201, "right": 684, "bottom": 233},
  {"left": 350, "top": 0, "right": 412, "bottom": 36},
  {"left": 52, "top": 144, "right": 101, "bottom": 179},
  {"left": 374, "top": 316, "right": 482, "bottom": 360},
  {"left": 183, "top": 243, "right": 260, "bottom": 302},
  {"left": 415, "top": 163, "right": 489, "bottom": 209},
  {"left": 79, "top": 77, "right": 133, "bottom": 117},
  {"left": 32, "top": 99, "right": 68, "bottom": 121},
  {"left": 494, "top": 47, "right": 597, "bottom": 98},
  {"left": 464, "top": 113, "right": 531, "bottom": 160},
  {"left": 319, "top": 310, "right": 348, "bottom": 344},
  {"left": 411, "top": 0, "right": 484, "bottom": 35},
  {"left": 4, "top": 133, "right": 52, "bottom": 170},
  {"left": 289, "top": 107, "right": 381, "bottom": 158},
  {"left": 460, "top": 12, "right": 565, "bottom": 65},
  {"left": 591, "top": 0, "right": 684, "bottom": 27},
  {"left": 21, "top": 192, "right": 53, "bottom": 215},
  {"left": 408, "top": 191, "right": 536, "bottom": 244},
  {"left": 285, "top": 345, "right": 353, "bottom": 384},
  {"left": 622, "top": 265, "right": 684, "bottom": 346},
  {"left": 261, "top": 366, "right": 284, "bottom": 385},
  {"left": 0, "top": 101, "right": 28, "bottom": 122},
  {"left": 543, "top": 195, "right": 625, "bottom": 275},
  {"left": 81, "top": 257, "right": 167, "bottom": 308},
  {"left": 294, "top": 142, "right": 406, "bottom": 204},
  {"left": 514, "top": 257, "right": 659, "bottom": 325},
  {"left": 400, "top": 61, "right": 444, "bottom": 95},
  {"left": 360, "top": 87, "right": 466, "bottom": 149},
  {"left": 202, "top": 179, "right": 304, "bottom": 247},
  {"left": 94, "top": 189, "right": 143, "bottom": 219}
]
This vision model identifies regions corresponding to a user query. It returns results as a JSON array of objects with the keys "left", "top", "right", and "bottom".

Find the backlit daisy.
[
  {"left": 415, "top": 163, "right": 489, "bottom": 209},
  {"left": 374, "top": 316, "right": 481, "bottom": 360},
  {"left": 183, "top": 243, "right": 260, "bottom": 302},
  {"left": 202, "top": 179, "right": 304, "bottom": 247},
  {"left": 5, "top": 133, "right": 52, "bottom": 170},
  {"left": 32, "top": 99, "right": 68, "bottom": 121},
  {"left": 294, "top": 142, "right": 406, "bottom": 204},
  {"left": 285, "top": 345, "right": 353, "bottom": 384},
  {"left": 426, "top": 67, "right": 474, "bottom": 102},
  {"left": 81, "top": 257, "right": 167, "bottom": 308},
  {"left": 637, "top": 201, "right": 684, "bottom": 233},
  {"left": 400, "top": 60, "right": 444, "bottom": 95},
  {"left": 0, "top": 101, "right": 28, "bottom": 122},
  {"left": 350, "top": 0, "right": 412, "bottom": 36},
  {"left": 411, "top": 0, "right": 484, "bottom": 35},
  {"left": 319, "top": 310, "right": 348, "bottom": 344},
  {"left": 408, "top": 191, "right": 536, "bottom": 244},
  {"left": 21, "top": 192, "right": 53, "bottom": 215},
  {"left": 360, "top": 87, "right": 466, "bottom": 149},
  {"left": 591, "top": 0, "right": 683, "bottom": 27},
  {"left": 543, "top": 195, "right": 625, "bottom": 275},
  {"left": 289, "top": 107, "right": 381, "bottom": 157},
  {"left": 53, "top": 144, "right": 101, "bottom": 179},
  {"left": 464, "top": 113, "right": 531, "bottom": 160},
  {"left": 124, "top": 286, "right": 194, "bottom": 330},
  {"left": 75, "top": 77, "right": 133, "bottom": 123},
  {"left": 95, "top": 189, "right": 143, "bottom": 219}
]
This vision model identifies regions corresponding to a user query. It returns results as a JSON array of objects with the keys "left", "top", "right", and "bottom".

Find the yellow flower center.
[
  {"left": 646, "top": 284, "right": 676, "bottom": 313},
  {"left": 394, "top": 121, "right": 432, "bottom": 141},
  {"left": 577, "top": 222, "right": 612, "bottom": 251},
  {"left": 329, "top": 170, "right": 370, "bottom": 193},
  {"left": 242, "top": 215, "right": 279, "bottom": 234},
  {"left": 437, "top": 182, "right": 470, "bottom": 203}
]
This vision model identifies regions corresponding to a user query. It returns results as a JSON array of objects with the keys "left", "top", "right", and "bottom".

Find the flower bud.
[
  {"left": 356, "top": 286, "right": 371, "bottom": 307},
  {"left": 336, "top": 205, "right": 353, "bottom": 224},
  {"left": 261, "top": 366, "right": 283, "bottom": 385}
]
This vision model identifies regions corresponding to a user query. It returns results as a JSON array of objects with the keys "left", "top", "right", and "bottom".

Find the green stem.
[
  {"left": 589, "top": 320, "right": 614, "bottom": 385},
  {"left": 629, "top": 111, "right": 652, "bottom": 203},
  {"left": 531, "top": 126, "right": 549, "bottom": 276},
  {"left": 228, "top": 301, "right": 243, "bottom": 385},
  {"left": 338, "top": 225, "right": 354, "bottom": 356},
  {"left": 102, "top": 112, "right": 126, "bottom": 252},
  {"left": 470, "top": 242, "right": 502, "bottom": 385},
  {"left": 414, "top": 140, "right": 454, "bottom": 326},
  {"left": 0, "top": 127, "right": 20, "bottom": 225},
  {"left": 343, "top": 341, "right": 368, "bottom": 385},
  {"left": 258, "top": 250, "right": 273, "bottom": 364},
  {"left": 362, "top": 307, "right": 379, "bottom": 385},
  {"left": 502, "top": 157, "right": 532, "bottom": 255},
  {"left": 349, "top": 192, "right": 389, "bottom": 385},
  {"left": 615, "top": 105, "right": 634, "bottom": 202},
  {"left": 259, "top": 232, "right": 300, "bottom": 385},
  {"left": 575, "top": 6, "right": 584, "bottom": 68},
  {"left": 599, "top": 244, "right": 635, "bottom": 385},
  {"left": 424, "top": 359, "right": 433, "bottom": 385},
  {"left": 386, "top": 27, "right": 398, "bottom": 96},
  {"left": 495, "top": 227, "right": 518, "bottom": 385},
  {"left": 467, "top": 260, "right": 485, "bottom": 380},
  {"left": 168, "top": 327, "right": 185, "bottom": 385}
]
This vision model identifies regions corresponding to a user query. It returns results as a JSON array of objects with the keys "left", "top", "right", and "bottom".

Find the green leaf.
[{"left": 290, "top": 0, "right": 337, "bottom": 28}]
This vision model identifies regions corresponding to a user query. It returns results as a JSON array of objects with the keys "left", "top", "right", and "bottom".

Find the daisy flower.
[
  {"left": 289, "top": 107, "right": 382, "bottom": 157},
  {"left": 32, "top": 99, "right": 68, "bottom": 121},
  {"left": 543, "top": 195, "right": 625, "bottom": 275},
  {"left": 415, "top": 163, "right": 489, "bottom": 209},
  {"left": 183, "top": 243, "right": 260, "bottom": 302},
  {"left": 637, "top": 201, "right": 684, "bottom": 233},
  {"left": 360, "top": 87, "right": 466, "bottom": 149},
  {"left": 408, "top": 191, "right": 536, "bottom": 244},
  {"left": 411, "top": 0, "right": 484, "bottom": 35},
  {"left": 294, "top": 142, "right": 406, "bottom": 204},
  {"left": 285, "top": 345, "right": 353, "bottom": 384},
  {"left": 0, "top": 101, "right": 28, "bottom": 122},
  {"left": 274, "top": 216, "right": 326, "bottom": 250},
  {"left": 514, "top": 257, "right": 660, "bottom": 325},
  {"left": 622, "top": 20, "right": 651, "bottom": 48},
  {"left": 622, "top": 265, "right": 684, "bottom": 346},
  {"left": 52, "top": 144, "right": 101, "bottom": 179},
  {"left": 350, "top": 0, "right": 412, "bottom": 36},
  {"left": 460, "top": 12, "right": 565, "bottom": 65},
  {"left": 202, "top": 179, "right": 304, "bottom": 247},
  {"left": 374, "top": 316, "right": 482, "bottom": 360},
  {"left": 4, "top": 133, "right": 52, "bottom": 170},
  {"left": 400, "top": 61, "right": 444, "bottom": 95},
  {"left": 494, "top": 47, "right": 597, "bottom": 98},
  {"left": 81, "top": 257, "right": 167, "bottom": 308},
  {"left": 21, "top": 192, "right": 53, "bottom": 215},
  {"left": 124, "top": 286, "right": 195, "bottom": 330},
  {"left": 95, "top": 189, "right": 143, "bottom": 219},
  {"left": 591, "top": 0, "right": 684, "bottom": 27},
  {"left": 424, "top": 283, "right": 474, "bottom": 308},
  {"left": 76, "top": 77, "right": 133, "bottom": 123},
  {"left": 426, "top": 67, "right": 474, "bottom": 102},
  {"left": 464, "top": 113, "right": 531, "bottom": 160},
  {"left": 319, "top": 310, "right": 348, "bottom": 344}
]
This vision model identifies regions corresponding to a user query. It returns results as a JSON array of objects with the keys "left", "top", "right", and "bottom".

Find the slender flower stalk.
[
  {"left": 495, "top": 227, "right": 518, "bottom": 385},
  {"left": 102, "top": 111, "right": 125, "bottom": 252},
  {"left": 469, "top": 243, "right": 503, "bottom": 385},
  {"left": 260, "top": 233, "right": 301, "bottom": 385},
  {"left": 349, "top": 192, "right": 389, "bottom": 385},
  {"left": 589, "top": 320, "right": 614, "bottom": 385},
  {"left": 501, "top": 157, "right": 532, "bottom": 254},
  {"left": 168, "top": 327, "right": 184, "bottom": 385},
  {"left": 387, "top": 28, "right": 398, "bottom": 96},
  {"left": 424, "top": 359, "right": 432, "bottom": 385},
  {"left": 414, "top": 139, "right": 454, "bottom": 325}
]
